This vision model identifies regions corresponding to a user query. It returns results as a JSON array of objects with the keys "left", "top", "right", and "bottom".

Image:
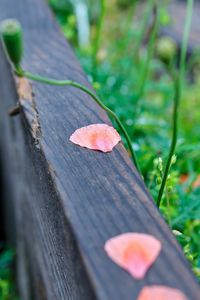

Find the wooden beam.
[{"left": 0, "top": 0, "right": 200, "bottom": 299}]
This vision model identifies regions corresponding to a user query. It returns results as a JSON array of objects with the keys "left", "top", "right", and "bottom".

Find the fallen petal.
[
  {"left": 137, "top": 285, "right": 189, "bottom": 300},
  {"left": 69, "top": 124, "right": 121, "bottom": 152},
  {"left": 104, "top": 233, "right": 161, "bottom": 279}
]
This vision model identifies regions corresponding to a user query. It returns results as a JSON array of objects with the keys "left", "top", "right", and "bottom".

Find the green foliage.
[
  {"left": 172, "top": 184, "right": 200, "bottom": 278},
  {"left": 49, "top": 0, "right": 77, "bottom": 44},
  {"left": 0, "top": 245, "right": 19, "bottom": 300},
  {"left": 116, "top": 0, "right": 136, "bottom": 9},
  {"left": 49, "top": 0, "right": 200, "bottom": 280}
]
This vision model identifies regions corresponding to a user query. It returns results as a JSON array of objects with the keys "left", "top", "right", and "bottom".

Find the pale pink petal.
[
  {"left": 104, "top": 233, "right": 161, "bottom": 279},
  {"left": 69, "top": 124, "right": 121, "bottom": 152},
  {"left": 137, "top": 286, "right": 189, "bottom": 300}
]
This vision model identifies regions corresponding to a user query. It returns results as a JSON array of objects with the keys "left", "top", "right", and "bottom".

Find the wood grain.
[{"left": 0, "top": 0, "right": 200, "bottom": 299}]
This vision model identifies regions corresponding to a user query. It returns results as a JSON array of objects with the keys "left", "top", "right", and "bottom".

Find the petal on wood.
[
  {"left": 69, "top": 124, "right": 121, "bottom": 152},
  {"left": 104, "top": 233, "right": 161, "bottom": 279},
  {"left": 137, "top": 286, "right": 189, "bottom": 300}
]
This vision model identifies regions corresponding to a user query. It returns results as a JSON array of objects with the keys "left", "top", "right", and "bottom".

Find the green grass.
[{"left": 49, "top": 0, "right": 200, "bottom": 280}]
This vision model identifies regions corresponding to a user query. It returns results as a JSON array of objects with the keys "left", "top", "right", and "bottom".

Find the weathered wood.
[{"left": 0, "top": 0, "right": 200, "bottom": 299}]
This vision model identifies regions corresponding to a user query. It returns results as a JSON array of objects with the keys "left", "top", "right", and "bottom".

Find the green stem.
[
  {"left": 16, "top": 69, "right": 140, "bottom": 172},
  {"left": 133, "top": 0, "right": 154, "bottom": 60},
  {"left": 111, "top": 3, "right": 136, "bottom": 65},
  {"left": 178, "top": 0, "right": 194, "bottom": 98},
  {"left": 157, "top": 74, "right": 179, "bottom": 208},
  {"left": 157, "top": 0, "right": 193, "bottom": 208},
  {"left": 92, "top": 0, "right": 106, "bottom": 75},
  {"left": 135, "top": 3, "right": 159, "bottom": 102}
]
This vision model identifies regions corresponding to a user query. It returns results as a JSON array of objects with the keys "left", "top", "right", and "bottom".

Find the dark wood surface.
[{"left": 0, "top": 0, "right": 200, "bottom": 299}]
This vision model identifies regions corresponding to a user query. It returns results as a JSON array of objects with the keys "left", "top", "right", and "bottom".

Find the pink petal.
[
  {"left": 104, "top": 233, "right": 161, "bottom": 279},
  {"left": 69, "top": 124, "right": 121, "bottom": 152},
  {"left": 137, "top": 286, "right": 189, "bottom": 300}
]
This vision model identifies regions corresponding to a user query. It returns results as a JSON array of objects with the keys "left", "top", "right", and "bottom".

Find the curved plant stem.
[
  {"left": 133, "top": 0, "right": 154, "bottom": 60},
  {"left": 16, "top": 69, "right": 140, "bottom": 172},
  {"left": 135, "top": 3, "right": 159, "bottom": 102},
  {"left": 157, "top": 0, "right": 194, "bottom": 208},
  {"left": 112, "top": 4, "right": 136, "bottom": 65},
  {"left": 157, "top": 73, "right": 179, "bottom": 208},
  {"left": 178, "top": 0, "right": 194, "bottom": 96},
  {"left": 92, "top": 0, "right": 106, "bottom": 75}
]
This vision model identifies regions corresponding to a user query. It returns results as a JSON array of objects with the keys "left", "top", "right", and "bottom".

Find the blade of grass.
[
  {"left": 135, "top": 3, "right": 159, "bottom": 103},
  {"left": 92, "top": 0, "right": 106, "bottom": 77},
  {"left": 157, "top": 0, "right": 194, "bottom": 207}
]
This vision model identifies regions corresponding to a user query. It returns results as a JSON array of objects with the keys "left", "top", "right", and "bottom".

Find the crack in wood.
[{"left": 16, "top": 77, "right": 41, "bottom": 146}]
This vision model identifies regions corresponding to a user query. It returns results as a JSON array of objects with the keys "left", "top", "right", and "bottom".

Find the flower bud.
[
  {"left": 0, "top": 19, "right": 23, "bottom": 68},
  {"left": 156, "top": 36, "right": 177, "bottom": 64},
  {"left": 156, "top": 176, "right": 162, "bottom": 185},
  {"left": 167, "top": 186, "right": 173, "bottom": 193},
  {"left": 171, "top": 154, "right": 177, "bottom": 165},
  {"left": 172, "top": 230, "right": 182, "bottom": 237}
]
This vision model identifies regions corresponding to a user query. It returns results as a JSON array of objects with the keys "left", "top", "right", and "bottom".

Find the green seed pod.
[
  {"left": 156, "top": 176, "right": 162, "bottom": 185},
  {"left": 171, "top": 154, "right": 177, "bottom": 165},
  {"left": 167, "top": 186, "right": 173, "bottom": 193},
  {"left": 156, "top": 36, "right": 177, "bottom": 64},
  {"left": 172, "top": 229, "right": 183, "bottom": 237},
  {"left": 0, "top": 19, "right": 23, "bottom": 68}
]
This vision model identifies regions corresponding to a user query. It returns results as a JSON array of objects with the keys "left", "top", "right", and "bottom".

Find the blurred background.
[{"left": 1, "top": 0, "right": 200, "bottom": 299}]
